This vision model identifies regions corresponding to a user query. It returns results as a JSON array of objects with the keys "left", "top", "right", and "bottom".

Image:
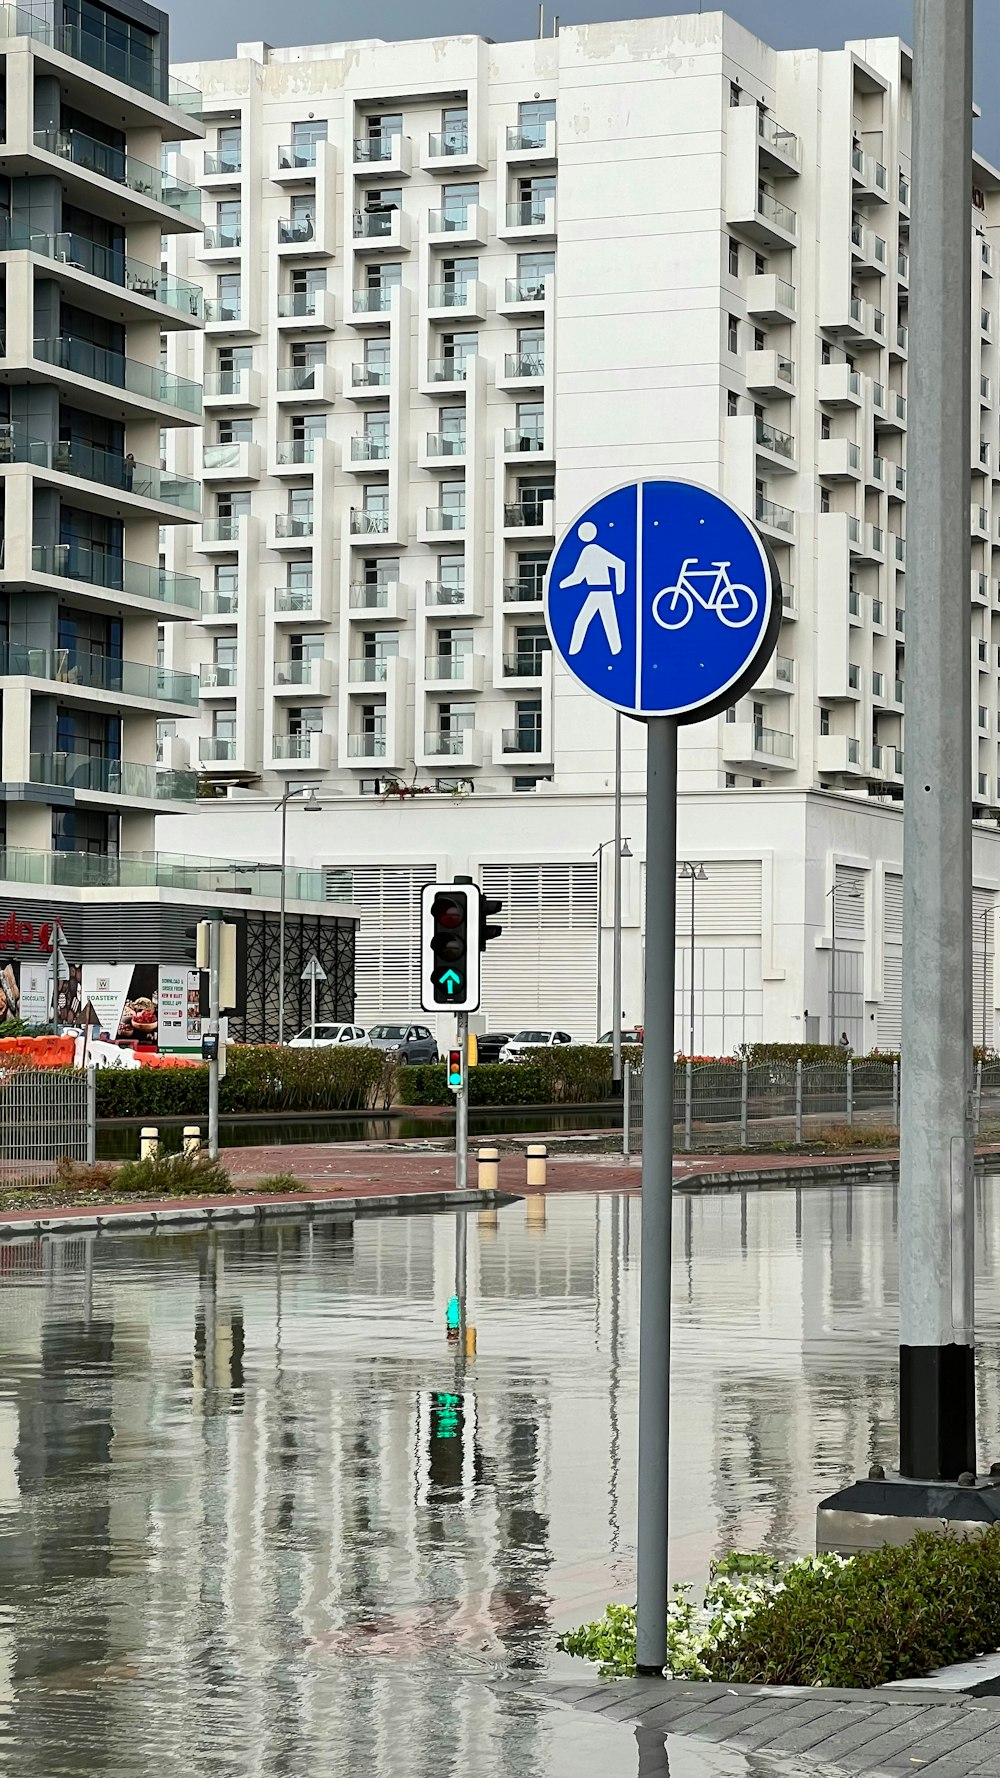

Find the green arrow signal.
[{"left": 439, "top": 968, "right": 461, "bottom": 994}]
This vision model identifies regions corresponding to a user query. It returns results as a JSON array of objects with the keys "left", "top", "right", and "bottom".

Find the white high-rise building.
[{"left": 160, "top": 12, "right": 1000, "bottom": 1052}]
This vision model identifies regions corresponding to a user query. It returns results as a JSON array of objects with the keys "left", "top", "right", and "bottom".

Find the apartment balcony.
[
  {"left": 502, "top": 578, "right": 545, "bottom": 609},
  {"left": 847, "top": 515, "right": 885, "bottom": 562},
  {"left": 423, "top": 653, "right": 484, "bottom": 692},
  {"left": 30, "top": 126, "right": 202, "bottom": 230},
  {"left": 890, "top": 321, "right": 909, "bottom": 362},
  {"left": 349, "top": 508, "right": 391, "bottom": 539},
  {"left": 272, "top": 440, "right": 318, "bottom": 478},
  {"left": 818, "top": 438, "right": 862, "bottom": 482},
  {"left": 202, "top": 152, "right": 241, "bottom": 186},
  {"left": 752, "top": 652, "right": 794, "bottom": 696},
  {"left": 202, "top": 441, "right": 261, "bottom": 483},
  {"left": 504, "top": 499, "right": 555, "bottom": 538},
  {"left": 505, "top": 118, "right": 558, "bottom": 163},
  {"left": 744, "top": 273, "right": 796, "bottom": 324},
  {"left": 352, "top": 208, "right": 411, "bottom": 253},
  {"left": 271, "top": 731, "right": 332, "bottom": 772},
  {"left": 348, "top": 362, "right": 392, "bottom": 400},
  {"left": 816, "top": 733, "right": 865, "bottom": 777},
  {"left": 27, "top": 543, "right": 200, "bottom": 620},
  {"left": 29, "top": 751, "right": 197, "bottom": 807},
  {"left": 850, "top": 220, "right": 888, "bottom": 272},
  {"left": 29, "top": 336, "right": 201, "bottom": 424},
  {"left": 973, "top": 569, "right": 990, "bottom": 604},
  {"left": 199, "top": 662, "right": 238, "bottom": 696},
  {"left": 198, "top": 737, "right": 238, "bottom": 768},
  {"left": 273, "top": 657, "right": 333, "bottom": 697},
  {"left": 346, "top": 436, "right": 391, "bottom": 473},
  {"left": 420, "top": 505, "right": 466, "bottom": 542},
  {"left": 891, "top": 534, "right": 906, "bottom": 570},
  {"left": 270, "top": 511, "right": 315, "bottom": 549},
  {"left": 498, "top": 197, "right": 556, "bottom": 243},
  {"left": 351, "top": 132, "right": 412, "bottom": 179},
  {"left": 756, "top": 110, "right": 800, "bottom": 175},
  {"left": 0, "top": 5, "right": 202, "bottom": 116},
  {"left": 275, "top": 363, "right": 335, "bottom": 405},
  {"left": 346, "top": 658, "right": 393, "bottom": 690},
  {"left": 867, "top": 453, "right": 886, "bottom": 493},
  {"left": 349, "top": 286, "right": 396, "bottom": 326},
  {"left": 204, "top": 296, "right": 251, "bottom": 337},
  {"left": 423, "top": 728, "right": 483, "bottom": 767},
  {"left": 347, "top": 581, "right": 407, "bottom": 621},
  {"left": 271, "top": 141, "right": 321, "bottom": 186},
  {"left": 199, "top": 224, "right": 242, "bottom": 263},
  {"left": 346, "top": 734, "right": 388, "bottom": 761},
  {"left": 494, "top": 727, "right": 549, "bottom": 766},
  {"left": 2, "top": 433, "right": 200, "bottom": 518},
  {"left": 425, "top": 580, "right": 476, "bottom": 615},
  {"left": 818, "top": 363, "right": 863, "bottom": 408},
  {"left": 1, "top": 221, "right": 203, "bottom": 328},
  {"left": 754, "top": 494, "right": 795, "bottom": 542},
  {"left": 501, "top": 650, "right": 551, "bottom": 686},
  {"left": 272, "top": 584, "right": 326, "bottom": 625},
  {"left": 887, "top": 462, "right": 907, "bottom": 502},
  {"left": 721, "top": 721, "right": 796, "bottom": 771},
  {"left": 498, "top": 275, "right": 552, "bottom": 316},
  {"left": 978, "top": 439, "right": 993, "bottom": 475},
  {"left": 425, "top": 355, "right": 474, "bottom": 392},
  {"left": 199, "top": 586, "right": 239, "bottom": 624},
  {"left": 203, "top": 369, "right": 261, "bottom": 411},
  {"left": 852, "top": 144, "right": 889, "bottom": 204},
  {"left": 873, "top": 387, "right": 908, "bottom": 433},
  {"left": 426, "top": 279, "right": 487, "bottom": 322},
  {"left": 420, "top": 431, "right": 467, "bottom": 470},
  {"left": 277, "top": 216, "right": 333, "bottom": 260},
  {"left": 835, "top": 295, "right": 887, "bottom": 348},
  {"left": 744, "top": 350, "right": 795, "bottom": 399},
  {"left": 499, "top": 352, "right": 546, "bottom": 390},
  {"left": 0, "top": 645, "right": 197, "bottom": 712},
  {"left": 424, "top": 127, "right": 482, "bottom": 171},
  {"left": 197, "top": 517, "right": 243, "bottom": 554},
  {"left": 742, "top": 186, "right": 797, "bottom": 249},
  {"left": 426, "top": 204, "right": 488, "bottom": 247},
  {"left": 276, "top": 288, "right": 336, "bottom": 333},
  {"left": 754, "top": 418, "right": 796, "bottom": 472},
  {"left": 972, "top": 504, "right": 991, "bottom": 541}
]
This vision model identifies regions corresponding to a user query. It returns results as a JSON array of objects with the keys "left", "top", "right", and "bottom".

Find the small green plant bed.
[
  {"left": 558, "top": 1532, "right": 1000, "bottom": 1688},
  {"left": 252, "top": 1171, "right": 304, "bottom": 1194},
  {"left": 113, "top": 1149, "right": 232, "bottom": 1197}
]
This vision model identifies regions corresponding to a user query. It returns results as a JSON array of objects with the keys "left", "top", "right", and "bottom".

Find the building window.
[
  {"left": 727, "top": 313, "right": 739, "bottom": 353},
  {"left": 727, "top": 390, "right": 739, "bottom": 417},
  {"left": 820, "top": 489, "right": 831, "bottom": 513},
  {"left": 754, "top": 328, "right": 765, "bottom": 350},
  {"left": 820, "top": 708, "right": 830, "bottom": 735},
  {"left": 728, "top": 237, "right": 739, "bottom": 276},
  {"left": 513, "top": 776, "right": 551, "bottom": 791},
  {"left": 725, "top": 773, "right": 736, "bottom": 787},
  {"left": 821, "top": 414, "right": 831, "bottom": 439},
  {"left": 725, "top": 706, "right": 737, "bottom": 723},
  {"left": 754, "top": 252, "right": 765, "bottom": 275},
  {"left": 730, "top": 81, "right": 742, "bottom": 107},
  {"left": 821, "top": 341, "right": 832, "bottom": 365}
]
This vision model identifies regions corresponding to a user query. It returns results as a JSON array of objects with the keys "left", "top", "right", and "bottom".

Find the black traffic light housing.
[
  {"left": 479, "top": 895, "right": 503, "bottom": 952},
  {"left": 429, "top": 889, "right": 471, "bottom": 1005}
]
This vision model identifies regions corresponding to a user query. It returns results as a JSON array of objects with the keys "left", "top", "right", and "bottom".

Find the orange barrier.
[
  {"left": 0, "top": 1036, "right": 76, "bottom": 1068},
  {"left": 139, "top": 1054, "right": 202, "bottom": 1069}
]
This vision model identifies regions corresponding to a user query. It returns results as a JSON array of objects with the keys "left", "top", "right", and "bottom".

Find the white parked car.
[
  {"left": 499, "top": 1028, "right": 574, "bottom": 1062},
  {"left": 287, "top": 1023, "right": 371, "bottom": 1049}
]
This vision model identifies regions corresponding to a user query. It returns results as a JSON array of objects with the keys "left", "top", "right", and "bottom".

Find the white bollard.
[
  {"left": 526, "top": 1143, "right": 547, "bottom": 1188},
  {"left": 183, "top": 1125, "right": 202, "bottom": 1158},
  {"left": 140, "top": 1126, "right": 159, "bottom": 1161},
  {"left": 477, "top": 1146, "right": 499, "bottom": 1193}
]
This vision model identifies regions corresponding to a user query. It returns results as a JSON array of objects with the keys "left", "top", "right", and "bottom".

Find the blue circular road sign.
[{"left": 543, "top": 479, "right": 781, "bottom": 721}]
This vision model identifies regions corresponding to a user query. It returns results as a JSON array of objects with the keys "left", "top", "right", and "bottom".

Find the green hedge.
[
  {"left": 398, "top": 1045, "right": 640, "bottom": 1107},
  {"left": 96, "top": 1045, "right": 393, "bottom": 1117}
]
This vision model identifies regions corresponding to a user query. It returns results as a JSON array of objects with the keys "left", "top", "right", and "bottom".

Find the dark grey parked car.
[{"left": 367, "top": 1022, "right": 439, "bottom": 1064}]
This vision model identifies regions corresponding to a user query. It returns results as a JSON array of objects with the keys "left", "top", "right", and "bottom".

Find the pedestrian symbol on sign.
[{"left": 559, "top": 521, "right": 628, "bottom": 656}]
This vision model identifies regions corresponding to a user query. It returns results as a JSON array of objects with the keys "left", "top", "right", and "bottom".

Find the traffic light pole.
[
  {"left": 636, "top": 715, "right": 677, "bottom": 1674},
  {"left": 208, "top": 917, "right": 221, "bottom": 1161},
  {"left": 455, "top": 1010, "right": 469, "bottom": 1193}
]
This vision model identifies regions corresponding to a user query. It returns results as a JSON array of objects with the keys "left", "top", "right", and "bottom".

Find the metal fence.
[
  {"left": 0, "top": 1065, "right": 95, "bottom": 1183},
  {"left": 624, "top": 1057, "right": 908, "bottom": 1155}
]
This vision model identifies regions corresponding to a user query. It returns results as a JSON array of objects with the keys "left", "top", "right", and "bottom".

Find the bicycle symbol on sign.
[{"left": 651, "top": 558, "right": 759, "bottom": 632}]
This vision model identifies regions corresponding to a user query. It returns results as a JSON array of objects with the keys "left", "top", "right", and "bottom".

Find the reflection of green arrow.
[{"left": 440, "top": 968, "right": 461, "bottom": 994}]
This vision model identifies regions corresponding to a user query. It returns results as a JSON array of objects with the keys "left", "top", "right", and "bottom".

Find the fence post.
[
  {"left": 740, "top": 1058, "right": 749, "bottom": 1150},
  {"left": 85, "top": 1065, "right": 96, "bottom": 1165},
  {"left": 847, "top": 1057, "right": 854, "bottom": 1127},
  {"left": 975, "top": 1058, "right": 983, "bottom": 1138},
  {"left": 795, "top": 1058, "right": 803, "bottom": 1146},
  {"left": 623, "top": 1061, "right": 631, "bottom": 1159},
  {"left": 892, "top": 1058, "right": 900, "bottom": 1129},
  {"left": 684, "top": 1059, "right": 693, "bottom": 1153}
]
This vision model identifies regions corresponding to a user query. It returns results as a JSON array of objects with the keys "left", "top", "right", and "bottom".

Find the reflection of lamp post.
[
  {"left": 677, "top": 863, "right": 707, "bottom": 1057},
  {"left": 594, "top": 834, "right": 632, "bottom": 1041},
  {"left": 828, "top": 878, "right": 862, "bottom": 1046},
  {"left": 277, "top": 784, "right": 322, "bottom": 1044},
  {"left": 982, "top": 906, "right": 991, "bottom": 1052}
]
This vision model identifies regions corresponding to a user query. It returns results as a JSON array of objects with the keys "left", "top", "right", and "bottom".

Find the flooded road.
[{"left": 3, "top": 1181, "right": 1000, "bottom": 1775}]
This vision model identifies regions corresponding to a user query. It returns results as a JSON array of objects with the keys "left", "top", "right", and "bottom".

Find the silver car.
[{"left": 367, "top": 1022, "right": 439, "bottom": 1064}]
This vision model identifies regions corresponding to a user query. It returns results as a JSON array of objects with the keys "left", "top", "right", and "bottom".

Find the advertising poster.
[
  {"left": 80, "top": 964, "right": 159, "bottom": 1046},
  {"left": 0, "top": 956, "right": 52, "bottom": 1027},
  {"left": 157, "top": 966, "right": 202, "bottom": 1053}
]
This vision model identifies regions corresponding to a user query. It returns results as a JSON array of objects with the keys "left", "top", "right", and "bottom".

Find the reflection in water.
[{"left": 3, "top": 1183, "right": 1000, "bottom": 1774}]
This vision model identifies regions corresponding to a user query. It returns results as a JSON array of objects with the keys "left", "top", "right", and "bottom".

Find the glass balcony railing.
[
  {"left": 352, "top": 363, "right": 391, "bottom": 387},
  {"left": 203, "top": 151, "right": 241, "bottom": 176},
  {"left": 2, "top": 433, "right": 198, "bottom": 508},
  {"left": 274, "top": 513, "right": 314, "bottom": 538},
  {"left": 274, "top": 734, "right": 323, "bottom": 761},
  {"left": 429, "top": 130, "right": 469, "bottom": 157},
  {"left": 506, "top": 199, "right": 552, "bottom": 228},
  {"left": 33, "top": 335, "right": 201, "bottom": 413},
  {"left": 32, "top": 542, "right": 201, "bottom": 609},
  {"left": 0, "top": 844, "right": 332, "bottom": 901},
  {"left": 274, "top": 586, "right": 314, "bottom": 613},
  {"left": 504, "top": 353, "right": 545, "bottom": 378},
  {"left": 501, "top": 729, "right": 542, "bottom": 754},
  {"left": 202, "top": 442, "right": 250, "bottom": 472},
  {"left": 352, "top": 287, "right": 394, "bottom": 313},
  {"left": 2, "top": 223, "right": 203, "bottom": 316},
  {"left": 276, "top": 440, "right": 317, "bottom": 465},
  {"left": 200, "top": 737, "right": 236, "bottom": 762},
  {"left": 348, "top": 659, "right": 390, "bottom": 683},
  {"left": 204, "top": 297, "right": 240, "bottom": 323},
  {"left": 349, "top": 583, "right": 393, "bottom": 609},
  {"left": 751, "top": 724, "right": 794, "bottom": 759},
  {"left": 503, "top": 579, "right": 545, "bottom": 603},
  {"left": 353, "top": 134, "right": 400, "bottom": 163},
  {"left": 757, "top": 189, "right": 797, "bottom": 234},
  {"left": 427, "top": 282, "right": 472, "bottom": 308},
  {"left": 505, "top": 501, "right": 550, "bottom": 527},
  {"left": 425, "top": 432, "right": 466, "bottom": 457},
  {"left": 755, "top": 494, "right": 794, "bottom": 535},
  {"left": 204, "top": 370, "right": 253, "bottom": 401},
  {"left": 755, "top": 419, "right": 794, "bottom": 460},
  {"left": 201, "top": 588, "right": 238, "bottom": 617},
  {"left": 426, "top": 655, "right": 472, "bottom": 680},
  {"left": 427, "top": 357, "right": 471, "bottom": 382},
  {"left": 199, "top": 663, "right": 237, "bottom": 688},
  {"left": 505, "top": 427, "right": 545, "bottom": 453},
  {"left": 425, "top": 731, "right": 474, "bottom": 756},
  {"left": 424, "top": 508, "right": 466, "bottom": 532},
  {"left": 507, "top": 122, "right": 551, "bottom": 151},
  {"left": 757, "top": 111, "right": 799, "bottom": 161},
  {"left": 200, "top": 518, "right": 241, "bottom": 543},
  {"left": 0, "top": 644, "right": 197, "bottom": 703},
  {"left": 350, "top": 510, "right": 390, "bottom": 535},
  {"left": 425, "top": 582, "right": 467, "bottom": 607},
  {"left": 277, "top": 366, "right": 323, "bottom": 392},
  {"left": 505, "top": 277, "right": 549, "bottom": 305},
  {"left": 277, "top": 291, "right": 322, "bottom": 317},
  {"left": 278, "top": 142, "right": 320, "bottom": 169},
  {"left": 33, "top": 128, "right": 201, "bottom": 218},
  {"left": 502, "top": 652, "right": 548, "bottom": 677},
  {"left": 30, "top": 750, "right": 197, "bottom": 800},
  {"left": 0, "top": 5, "right": 203, "bottom": 115},
  {"left": 428, "top": 208, "right": 475, "bottom": 233},
  {"left": 351, "top": 436, "right": 390, "bottom": 461},
  {"left": 202, "top": 225, "right": 241, "bottom": 251},
  {"left": 347, "top": 735, "right": 386, "bottom": 758},
  {"left": 354, "top": 211, "right": 395, "bottom": 238},
  {"left": 278, "top": 217, "right": 317, "bottom": 245},
  {"left": 274, "top": 659, "right": 323, "bottom": 687}
]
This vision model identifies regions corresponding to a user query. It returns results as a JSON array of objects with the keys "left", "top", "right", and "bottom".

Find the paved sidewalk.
[{"left": 542, "top": 1675, "right": 1000, "bottom": 1777}]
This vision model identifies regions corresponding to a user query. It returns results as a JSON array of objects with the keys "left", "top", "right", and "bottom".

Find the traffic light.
[
  {"left": 479, "top": 894, "right": 503, "bottom": 953},
  {"left": 420, "top": 882, "right": 482, "bottom": 1012},
  {"left": 182, "top": 921, "right": 211, "bottom": 968},
  {"left": 447, "top": 1047, "right": 463, "bottom": 1092},
  {"left": 181, "top": 919, "right": 247, "bottom": 1016}
]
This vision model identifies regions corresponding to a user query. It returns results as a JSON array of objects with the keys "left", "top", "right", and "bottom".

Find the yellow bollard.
[
  {"left": 140, "top": 1126, "right": 159, "bottom": 1161},
  {"left": 183, "top": 1125, "right": 202, "bottom": 1157},
  {"left": 526, "top": 1193, "right": 547, "bottom": 1229},
  {"left": 465, "top": 1325, "right": 477, "bottom": 1358},
  {"left": 526, "top": 1143, "right": 547, "bottom": 1188},
  {"left": 478, "top": 1146, "right": 499, "bottom": 1193}
]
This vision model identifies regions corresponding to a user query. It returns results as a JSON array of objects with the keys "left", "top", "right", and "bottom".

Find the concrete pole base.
[{"left": 817, "top": 1474, "right": 1000, "bottom": 1555}]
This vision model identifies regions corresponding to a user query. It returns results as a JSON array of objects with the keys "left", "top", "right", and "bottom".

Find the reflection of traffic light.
[
  {"left": 479, "top": 895, "right": 503, "bottom": 952},
  {"left": 417, "top": 1388, "right": 483, "bottom": 1504},
  {"left": 420, "top": 882, "right": 481, "bottom": 1012}
]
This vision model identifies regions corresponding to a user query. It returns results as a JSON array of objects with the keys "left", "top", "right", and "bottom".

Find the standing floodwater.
[{"left": 5, "top": 1183, "right": 1000, "bottom": 1776}]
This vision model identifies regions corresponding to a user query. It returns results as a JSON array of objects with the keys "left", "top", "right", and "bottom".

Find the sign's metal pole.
[
  {"left": 310, "top": 970, "right": 317, "bottom": 1047},
  {"left": 636, "top": 715, "right": 677, "bottom": 1673},
  {"left": 455, "top": 1010, "right": 469, "bottom": 1193},
  {"left": 208, "top": 917, "right": 221, "bottom": 1162},
  {"left": 899, "top": 0, "right": 974, "bottom": 1481},
  {"left": 612, "top": 711, "right": 623, "bottom": 1090}
]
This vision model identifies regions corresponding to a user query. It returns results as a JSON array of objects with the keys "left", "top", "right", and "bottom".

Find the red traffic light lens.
[{"left": 434, "top": 895, "right": 464, "bottom": 929}]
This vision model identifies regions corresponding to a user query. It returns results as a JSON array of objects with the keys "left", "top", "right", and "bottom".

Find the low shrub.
[
  {"left": 95, "top": 1044, "right": 390, "bottom": 1118},
  {"left": 397, "top": 1046, "right": 633, "bottom": 1108},
  {"left": 810, "top": 1122, "right": 898, "bottom": 1150},
  {"left": 559, "top": 1533, "right": 1000, "bottom": 1689},
  {"left": 53, "top": 1156, "right": 119, "bottom": 1195},
  {"left": 254, "top": 1172, "right": 305, "bottom": 1194},
  {"left": 736, "top": 1042, "right": 846, "bottom": 1066},
  {"left": 114, "top": 1149, "right": 231, "bottom": 1196}
]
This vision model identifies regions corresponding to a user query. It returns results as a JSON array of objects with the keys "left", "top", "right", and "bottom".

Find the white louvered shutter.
[
  {"left": 878, "top": 873, "right": 903, "bottom": 1049},
  {"left": 479, "top": 862, "right": 598, "bottom": 1036},
  {"left": 340, "top": 865, "right": 435, "bottom": 1028},
  {"left": 973, "top": 887, "right": 995, "bottom": 1049}
]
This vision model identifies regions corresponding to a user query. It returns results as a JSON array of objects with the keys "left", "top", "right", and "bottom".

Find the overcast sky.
[{"left": 166, "top": 1, "right": 1000, "bottom": 164}]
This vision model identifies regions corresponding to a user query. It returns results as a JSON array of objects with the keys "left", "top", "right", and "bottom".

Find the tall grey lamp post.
[
  {"left": 594, "top": 834, "right": 632, "bottom": 1042},
  {"left": 276, "top": 783, "right": 322, "bottom": 1044},
  {"left": 677, "top": 862, "right": 707, "bottom": 1057}
]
